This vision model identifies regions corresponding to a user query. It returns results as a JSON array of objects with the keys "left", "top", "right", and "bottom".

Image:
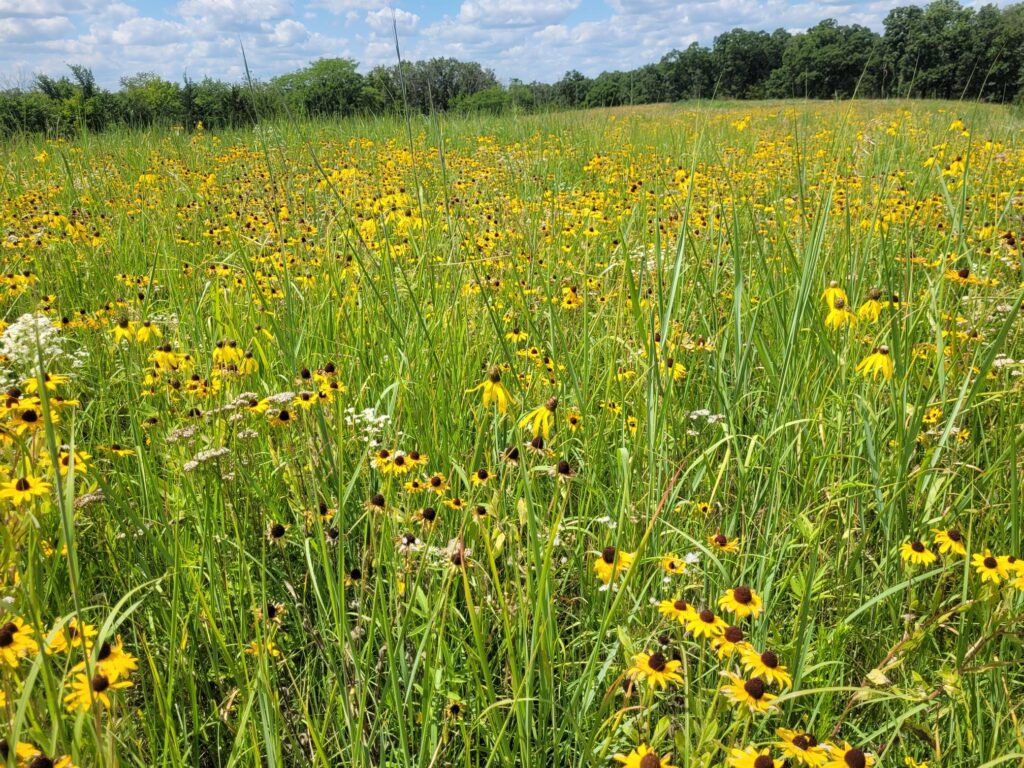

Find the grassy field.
[{"left": 0, "top": 99, "right": 1022, "bottom": 767}]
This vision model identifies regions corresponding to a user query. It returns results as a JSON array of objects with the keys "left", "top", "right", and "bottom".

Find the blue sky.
[{"left": 0, "top": 0, "right": 994, "bottom": 89}]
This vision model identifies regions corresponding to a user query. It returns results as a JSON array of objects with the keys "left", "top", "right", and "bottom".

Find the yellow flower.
[
  {"left": 686, "top": 608, "right": 727, "bottom": 639},
  {"left": 776, "top": 728, "right": 828, "bottom": 766},
  {"left": 900, "top": 540, "right": 937, "bottom": 566},
  {"left": 855, "top": 346, "right": 894, "bottom": 381},
  {"left": 63, "top": 671, "right": 133, "bottom": 713},
  {"left": 658, "top": 598, "right": 695, "bottom": 624},
  {"left": 972, "top": 550, "right": 1010, "bottom": 584},
  {"left": 720, "top": 672, "right": 777, "bottom": 713},
  {"left": 823, "top": 743, "right": 875, "bottom": 768},
  {"left": 709, "top": 532, "right": 740, "bottom": 553},
  {"left": 467, "top": 367, "right": 513, "bottom": 414},
  {"left": 614, "top": 744, "right": 677, "bottom": 768},
  {"left": 593, "top": 546, "right": 633, "bottom": 585},
  {"left": 519, "top": 397, "right": 558, "bottom": 439},
  {"left": 726, "top": 746, "right": 783, "bottom": 768},
  {"left": 0, "top": 617, "right": 37, "bottom": 667},
  {"left": 825, "top": 298, "right": 856, "bottom": 330},
  {"left": 718, "top": 586, "right": 763, "bottom": 619},
  {"left": 711, "top": 625, "right": 752, "bottom": 659},
  {"left": 72, "top": 636, "right": 138, "bottom": 680},
  {"left": 46, "top": 619, "right": 97, "bottom": 655},
  {"left": 740, "top": 647, "right": 792, "bottom": 688},
  {"left": 659, "top": 555, "right": 688, "bottom": 576},
  {"left": 14, "top": 743, "right": 77, "bottom": 768},
  {"left": 904, "top": 758, "right": 929, "bottom": 768},
  {"left": 627, "top": 651, "right": 684, "bottom": 690},
  {"left": 857, "top": 290, "right": 883, "bottom": 322},
  {"left": 0, "top": 474, "right": 52, "bottom": 506},
  {"left": 932, "top": 528, "right": 966, "bottom": 556},
  {"left": 822, "top": 281, "right": 848, "bottom": 308},
  {"left": 470, "top": 467, "right": 493, "bottom": 486}
]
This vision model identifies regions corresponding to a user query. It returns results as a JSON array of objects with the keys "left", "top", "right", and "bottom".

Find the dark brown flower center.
[
  {"left": 699, "top": 609, "right": 715, "bottom": 623},
  {"left": 15, "top": 478, "right": 30, "bottom": 491},
  {"left": 948, "top": 529, "right": 962, "bottom": 541},
  {"left": 476, "top": 469, "right": 489, "bottom": 481},
  {"left": 647, "top": 652, "right": 667, "bottom": 672},
  {"left": 422, "top": 507, "right": 436, "bottom": 522},
  {"left": 639, "top": 754, "right": 661, "bottom": 768},
  {"left": 743, "top": 677, "right": 765, "bottom": 699},
  {"left": 673, "top": 599, "right": 688, "bottom": 612},
  {"left": 602, "top": 546, "right": 616, "bottom": 564},
  {"left": 957, "top": 267, "right": 970, "bottom": 279},
  {"left": 984, "top": 556, "right": 998, "bottom": 569},
  {"left": 724, "top": 625, "right": 744, "bottom": 643},
  {"left": 370, "top": 494, "right": 385, "bottom": 508},
  {"left": 911, "top": 540, "right": 925, "bottom": 553},
  {"left": 92, "top": 673, "right": 110, "bottom": 692},
  {"left": 733, "top": 586, "right": 752, "bottom": 604},
  {"left": 754, "top": 757, "right": 774, "bottom": 768},
  {"left": 760, "top": 651, "right": 779, "bottom": 668},
  {"left": 844, "top": 749, "right": 866, "bottom": 768},
  {"left": 270, "top": 523, "right": 286, "bottom": 538}
]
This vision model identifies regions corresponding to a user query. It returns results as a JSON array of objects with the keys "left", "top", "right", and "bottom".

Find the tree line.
[{"left": 3, "top": 0, "right": 1024, "bottom": 137}]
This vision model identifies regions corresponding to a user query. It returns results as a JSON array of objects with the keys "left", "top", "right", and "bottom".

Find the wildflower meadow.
[{"left": 0, "top": 100, "right": 1022, "bottom": 767}]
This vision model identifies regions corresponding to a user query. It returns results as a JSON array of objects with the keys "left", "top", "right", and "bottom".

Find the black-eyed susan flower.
[
  {"left": 932, "top": 528, "right": 966, "bottom": 556},
  {"left": 627, "top": 650, "right": 683, "bottom": 690},
  {"left": 822, "top": 743, "right": 875, "bottom": 768},
  {"left": 775, "top": 729, "right": 828, "bottom": 766},
  {"left": 13, "top": 744, "right": 77, "bottom": 768},
  {"left": 856, "top": 346, "right": 894, "bottom": 380},
  {"left": 711, "top": 625, "right": 752, "bottom": 659},
  {"left": 72, "top": 637, "right": 138, "bottom": 680},
  {"left": 0, "top": 474, "right": 51, "bottom": 506},
  {"left": 720, "top": 672, "right": 777, "bottom": 713},
  {"left": 566, "top": 410, "right": 582, "bottom": 432},
  {"left": 426, "top": 473, "right": 448, "bottom": 495},
  {"left": 971, "top": 550, "right": 1010, "bottom": 583},
  {"left": 710, "top": 532, "right": 739, "bottom": 553},
  {"left": 725, "top": 746, "right": 783, "bottom": 768},
  {"left": 470, "top": 467, "right": 492, "bottom": 486},
  {"left": 900, "top": 539, "right": 937, "bottom": 566},
  {"left": 63, "top": 671, "right": 133, "bottom": 713},
  {"left": 468, "top": 366, "right": 513, "bottom": 414},
  {"left": 505, "top": 327, "right": 527, "bottom": 343},
  {"left": 613, "top": 744, "right": 676, "bottom": 768},
  {"left": 687, "top": 608, "right": 727, "bottom": 639},
  {"left": 658, "top": 598, "right": 695, "bottom": 624},
  {"left": 46, "top": 618, "right": 97, "bottom": 655},
  {"left": 445, "top": 496, "right": 466, "bottom": 512},
  {"left": 718, "top": 586, "right": 764, "bottom": 619},
  {"left": 0, "top": 618, "right": 37, "bottom": 667},
  {"left": 593, "top": 546, "right": 633, "bottom": 586},
  {"left": 520, "top": 397, "right": 558, "bottom": 440},
  {"left": 659, "top": 555, "right": 687, "bottom": 577},
  {"left": 740, "top": 647, "right": 792, "bottom": 688}
]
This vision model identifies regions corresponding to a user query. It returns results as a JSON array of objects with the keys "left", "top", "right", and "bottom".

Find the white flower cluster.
[
  {"left": 183, "top": 447, "right": 231, "bottom": 473},
  {"left": 0, "top": 313, "right": 87, "bottom": 386},
  {"left": 344, "top": 406, "right": 391, "bottom": 446}
]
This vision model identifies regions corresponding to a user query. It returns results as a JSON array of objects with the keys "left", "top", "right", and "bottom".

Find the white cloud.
[
  {"left": 0, "top": 17, "right": 76, "bottom": 43},
  {"left": 111, "top": 17, "right": 188, "bottom": 45},
  {"left": 456, "top": 0, "right": 580, "bottom": 27},
  {"left": 365, "top": 7, "right": 419, "bottom": 34}
]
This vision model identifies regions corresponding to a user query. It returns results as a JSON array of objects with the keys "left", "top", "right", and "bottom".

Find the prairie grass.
[{"left": 0, "top": 100, "right": 1022, "bottom": 767}]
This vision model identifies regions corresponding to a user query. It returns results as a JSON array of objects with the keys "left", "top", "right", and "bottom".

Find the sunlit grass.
[{"left": 0, "top": 100, "right": 1021, "bottom": 767}]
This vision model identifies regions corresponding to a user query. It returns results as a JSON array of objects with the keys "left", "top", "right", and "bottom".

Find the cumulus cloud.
[{"left": 365, "top": 7, "right": 420, "bottom": 34}]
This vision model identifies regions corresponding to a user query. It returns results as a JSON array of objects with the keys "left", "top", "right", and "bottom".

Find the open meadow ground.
[{"left": 0, "top": 100, "right": 1023, "bottom": 767}]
